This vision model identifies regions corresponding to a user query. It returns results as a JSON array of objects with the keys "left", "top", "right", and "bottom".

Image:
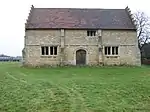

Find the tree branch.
[{"left": 134, "top": 11, "right": 150, "bottom": 51}]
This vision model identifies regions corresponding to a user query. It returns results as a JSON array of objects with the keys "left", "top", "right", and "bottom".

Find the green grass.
[{"left": 0, "top": 63, "right": 150, "bottom": 112}]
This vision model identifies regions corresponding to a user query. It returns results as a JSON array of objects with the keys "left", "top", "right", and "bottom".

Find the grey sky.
[{"left": 0, "top": 0, "right": 149, "bottom": 56}]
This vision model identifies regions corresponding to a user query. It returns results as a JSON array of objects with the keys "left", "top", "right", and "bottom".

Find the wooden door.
[{"left": 76, "top": 49, "right": 86, "bottom": 65}]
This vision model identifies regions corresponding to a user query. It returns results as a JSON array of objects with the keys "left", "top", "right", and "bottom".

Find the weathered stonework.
[
  {"left": 23, "top": 29, "right": 141, "bottom": 66},
  {"left": 102, "top": 30, "right": 141, "bottom": 66}
]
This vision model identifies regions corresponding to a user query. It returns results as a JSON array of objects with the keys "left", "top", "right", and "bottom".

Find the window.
[
  {"left": 104, "top": 47, "right": 111, "bottom": 55},
  {"left": 41, "top": 46, "right": 49, "bottom": 55},
  {"left": 112, "top": 47, "right": 118, "bottom": 55},
  {"left": 50, "top": 46, "right": 57, "bottom": 55},
  {"left": 104, "top": 46, "right": 118, "bottom": 55},
  {"left": 50, "top": 47, "right": 53, "bottom": 55},
  {"left": 41, "top": 46, "right": 58, "bottom": 56},
  {"left": 87, "top": 30, "right": 96, "bottom": 36},
  {"left": 54, "top": 47, "right": 57, "bottom": 55}
]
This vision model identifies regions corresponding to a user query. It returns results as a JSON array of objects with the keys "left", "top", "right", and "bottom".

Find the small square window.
[{"left": 87, "top": 30, "right": 96, "bottom": 36}]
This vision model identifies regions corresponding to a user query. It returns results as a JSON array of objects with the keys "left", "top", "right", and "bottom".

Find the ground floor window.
[
  {"left": 41, "top": 46, "right": 49, "bottom": 55},
  {"left": 41, "top": 46, "right": 58, "bottom": 56},
  {"left": 50, "top": 46, "right": 57, "bottom": 55},
  {"left": 104, "top": 46, "right": 118, "bottom": 55}
]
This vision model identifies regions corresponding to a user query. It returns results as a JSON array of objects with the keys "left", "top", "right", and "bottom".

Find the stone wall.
[
  {"left": 102, "top": 30, "right": 141, "bottom": 66},
  {"left": 63, "top": 45, "right": 98, "bottom": 65},
  {"left": 25, "top": 30, "right": 60, "bottom": 45},
  {"left": 24, "top": 45, "right": 61, "bottom": 66},
  {"left": 24, "top": 29, "right": 141, "bottom": 66},
  {"left": 24, "top": 30, "right": 61, "bottom": 66},
  {"left": 65, "top": 30, "right": 99, "bottom": 45}
]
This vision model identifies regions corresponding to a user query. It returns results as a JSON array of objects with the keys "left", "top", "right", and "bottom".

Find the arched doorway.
[{"left": 76, "top": 49, "right": 86, "bottom": 65}]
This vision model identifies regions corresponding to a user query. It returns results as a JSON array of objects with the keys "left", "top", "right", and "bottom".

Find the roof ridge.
[
  {"left": 31, "top": 5, "right": 126, "bottom": 10},
  {"left": 35, "top": 8, "right": 125, "bottom": 10}
]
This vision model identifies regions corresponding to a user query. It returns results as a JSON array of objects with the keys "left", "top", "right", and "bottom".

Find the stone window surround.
[
  {"left": 103, "top": 46, "right": 120, "bottom": 57},
  {"left": 87, "top": 30, "right": 97, "bottom": 36},
  {"left": 41, "top": 46, "right": 49, "bottom": 55},
  {"left": 40, "top": 46, "right": 59, "bottom": 57}
]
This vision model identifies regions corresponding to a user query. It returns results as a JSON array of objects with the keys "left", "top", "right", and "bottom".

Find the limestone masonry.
[{"left": 23, "top": 6, "right": 141, "bottom": 66}]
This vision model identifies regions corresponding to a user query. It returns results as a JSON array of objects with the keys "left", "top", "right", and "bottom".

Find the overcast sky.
[{"left": 0, "top": 0, "right": 149, "bottom": 56}]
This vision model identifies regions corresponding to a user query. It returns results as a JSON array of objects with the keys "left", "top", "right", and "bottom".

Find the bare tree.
[{"left": 134, "top": 11, "right": 150, "bottom": 51}]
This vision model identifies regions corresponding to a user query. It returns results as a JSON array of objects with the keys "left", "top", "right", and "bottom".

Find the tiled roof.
[{"left": 25, "top": 6, "right": 136, "bottom": 30}]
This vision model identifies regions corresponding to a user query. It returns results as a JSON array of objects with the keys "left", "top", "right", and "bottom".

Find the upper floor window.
[
  {"left": 87, "top": 30, "right": 96, "bottom": 36},
  {"left": 104, "top": 46, "right": 118, "bottom": 55},
  {"left": 41, "top": 46, "right": 58, "bottom": 56}
]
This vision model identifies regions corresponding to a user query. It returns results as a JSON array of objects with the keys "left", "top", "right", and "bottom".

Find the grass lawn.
[{"left": 0, "top": 63, "right": 150, "bottom": 112}]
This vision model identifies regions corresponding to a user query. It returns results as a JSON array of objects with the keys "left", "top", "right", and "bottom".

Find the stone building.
[{"left": 23, "top": 5, "right": 141, "bottom": 66}]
